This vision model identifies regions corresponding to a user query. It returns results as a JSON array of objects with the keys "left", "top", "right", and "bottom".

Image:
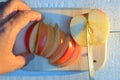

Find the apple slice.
[
  {"left": 44, "top": 24, "right": 62, "bottom": 58},
  {"left": 87, "top": 9, "right": 110, "bottom": 45},
  {"left": 70, "top": 15, "right": 87, "bottom": 46},
  {"left": 49, "top": 36, "right": 70, "bottom": 64},
  {"left": 55, "top": 44, "right": 81, "bottom": 67},
  {"left": 41, "top": 24, "right": 55, "bottom": 57},
  {"left": 35, "top": 22, "right": 48, "bottom": 55},
  {"left": 70, "top": 9, "right": 110, "bottom": 46},
  {"left": 25, "top": 22, "right": 39, "bottom": 53},
  {"left": 51, "top": 36, "right": 76, "bottom": 65}
]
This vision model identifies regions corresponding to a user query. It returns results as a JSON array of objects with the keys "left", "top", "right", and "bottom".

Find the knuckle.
[
  {"left": 17, "top": 10, "right": 32, "bottom": 17},
  {"left": 18, "top": 11, "right": 30, "bottom": 17},
  {"left": 7, "top": 18, "right": 16, "bottom": 27}
]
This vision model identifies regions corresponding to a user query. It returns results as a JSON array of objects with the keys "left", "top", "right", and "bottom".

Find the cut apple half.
[
  {"left": 49, "top": 36, "right": 70, "bottom": 64},
  {"left": 25, "top": 22, "right": 39, "bottom": 53},
  {"left": 41, "top": 24, "right": 55, "bottom": 57},
  {"left": 56, "top": 44, "right": 81, "bottom": 67},
  {"left": 51, "top": 36, "right": 76, "bottom": 65},
  {"left": 70, "top": 15, "right": 87, "bottom": 46},
  {"left": 45, "top": 24, "right": 63, "bottom": 58},
  {"left": 35, "top": 22, "right": 48, "bottom": 55},
  {"left": 70, "top": 9, "right": 110, "bottom": 46}
]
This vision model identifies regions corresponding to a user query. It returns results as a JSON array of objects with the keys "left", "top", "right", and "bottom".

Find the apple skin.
[
  {"left": 41, "top": 24, "right": 55, "bottom": 57},
  {"left": 55, "top": 44, "right": 81, "bottom": 67},
  {"left": 25, "top": 22, "right": 38, "bottom": 53},
  {"left": 49, "top": 36, "right": 70, "bottom": 64},
  {"left": 35, "top": 22, "right": 48, "bottom": 55},
  {"left": 45, "top": 25, "right": 60, "bottom": 59},
  {"left": 51, "top": 36, "right": 76, "bottom": 65},
  {"left": 46, "top": 25, "right": 66, "bottom": 58}
]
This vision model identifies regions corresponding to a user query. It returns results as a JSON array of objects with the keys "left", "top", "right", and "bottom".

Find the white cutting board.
[{"left": 14, "top": 9, "right": 107, "bottom": 71}]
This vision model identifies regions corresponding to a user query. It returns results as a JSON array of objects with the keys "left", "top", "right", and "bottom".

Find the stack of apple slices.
[{"left": 25, "top": 22, "right": 81, "bottom": 67}]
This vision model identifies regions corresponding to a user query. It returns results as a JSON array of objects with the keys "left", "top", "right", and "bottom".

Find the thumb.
[{"left": 15, "top": 52, "right": 34, "bottom": 69}]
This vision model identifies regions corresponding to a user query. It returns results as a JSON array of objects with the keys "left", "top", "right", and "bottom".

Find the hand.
[{"left": 0, "top": 0, "right": 42, "bottom": 74}]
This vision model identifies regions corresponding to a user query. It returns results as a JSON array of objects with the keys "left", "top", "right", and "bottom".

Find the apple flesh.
[
  {"left": 35, "top": 22, "right": 48, "bottom": 55},
  {"left": 41, "top": 24, "right": 55, "bottom": 57},
  {"left": 70, "top": 15, "right": 87, "bottom": 46},
  {"left": 56, "top": 44, "right": 81, "bottom": 67},
  {"left": 88, "top": 9, "right": 110, "bottom": 45},
  {"left": 51, "top": 36, "right": 76, "bottom": 65},
  {"left": 44, "top": 24, "right": 62, "bottom": 58},
  {"left": 25, "top": 22, "right": 39, "bottom": 53},
  {"left": 49, "top": 36, "right": 70, "bottom": 63}
]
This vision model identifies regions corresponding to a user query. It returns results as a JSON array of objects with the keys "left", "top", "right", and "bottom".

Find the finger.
[
  {"left": 14, "top": 52, "right": 34, "bottom": 70},
  {"left": 0, "top": 52, "right": 34, "bottom": 74},
  {"left": 3, "top": 10, "right": 42, "bottom": 51},
  {"left": 0, "top": 0, "right": 30, "bottom": 20}
]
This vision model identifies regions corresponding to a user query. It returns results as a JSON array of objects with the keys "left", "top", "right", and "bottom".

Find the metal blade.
[{"left": 86, "top": 25, "right": 95, "bottom": 80}]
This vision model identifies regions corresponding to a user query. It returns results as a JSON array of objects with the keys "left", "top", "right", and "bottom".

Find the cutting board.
[{"left": 14, "top": 9, "right": 107, "bottom": 71}]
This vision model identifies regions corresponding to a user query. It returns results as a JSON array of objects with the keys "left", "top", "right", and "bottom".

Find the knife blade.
[{"left": 86, "top": 25, "right": 95, "bottom": 80}]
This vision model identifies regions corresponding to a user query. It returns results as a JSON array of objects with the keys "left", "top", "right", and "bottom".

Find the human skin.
[{"left": 0, "top": 0, "right": 42, "bottom": 74}]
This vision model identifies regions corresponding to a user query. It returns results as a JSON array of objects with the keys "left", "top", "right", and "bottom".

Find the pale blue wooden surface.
[{"left": 0, "top": 0, "right": 120, "bottom": 80}]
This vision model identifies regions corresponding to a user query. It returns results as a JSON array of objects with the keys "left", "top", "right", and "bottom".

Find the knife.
[{"left": 86, "top": 25, "right": 95, "bottom": 80}]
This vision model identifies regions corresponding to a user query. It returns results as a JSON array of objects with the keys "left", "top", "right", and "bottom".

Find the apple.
[
  {"left": 51, "top": 36, "right": 76, "bottom": 65},
  {"left": 25, "top": 22, "right": 39, "bottom": 53},
  {"left": 49, "top": 36, "right": 70, "bottom": 63},
  {"left": 87, "top": 9, "right": 110, "bottom": 45},
  {"left": 35, "top": 22, "right": 48, "bottom": 55},
  {"left": 55, "top": 44, "right": 81, "bottom": 67},
  {"left": 41, "top": 24, "right": 55, "bottom": 57},
  {"left": 70, "top": 15, "right": 87, "bottom": 46},
  {"left": 43, "top": 24, "right": 63, "bottom": 58}
]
